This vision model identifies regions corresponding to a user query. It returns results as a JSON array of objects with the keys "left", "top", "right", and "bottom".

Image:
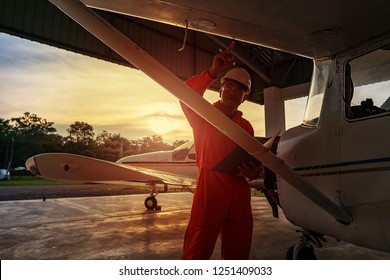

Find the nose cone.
[{"left": 25, "top": 156, "right": 40, "bottom": 176}]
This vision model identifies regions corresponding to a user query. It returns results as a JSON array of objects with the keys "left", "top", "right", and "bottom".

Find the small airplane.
[
  {"left": 27, "top": 138, "right": 276, "bottom": 211},
  {"left": 0, "top": 169, "right": 10, "bottom": 180},
  {"left": 24, "top": 0, "right": 390, "bottom": 259},
  {"left": 0, "top": 167, "right": 26, "bottom": 180},
  {"left": 116, "top": 140, "right": 197, "bottom": 209},
  {"left": 26, "top": 141, "right": 197, "bottom": 210}
]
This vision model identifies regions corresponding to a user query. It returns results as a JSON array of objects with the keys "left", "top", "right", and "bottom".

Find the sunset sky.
[{"left": 0, "top": 33, "right": 306, "bottom": 144}]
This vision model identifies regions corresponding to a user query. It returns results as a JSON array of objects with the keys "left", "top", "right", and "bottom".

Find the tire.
[
  {"left": 144, "top": 196, "right": 158, "bottom": 210},
  {"left": 286, "top": 244, "right": 317, "bottom": 260}
]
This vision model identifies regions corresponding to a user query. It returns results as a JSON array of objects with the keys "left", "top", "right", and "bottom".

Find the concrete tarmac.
[{"left": 1, "top": 192, "right": 390, "bottom": 260}]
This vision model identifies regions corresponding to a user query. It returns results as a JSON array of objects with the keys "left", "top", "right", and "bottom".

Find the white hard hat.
[{"left": 220, "top": 67, "right": 251, "bottom": 92}]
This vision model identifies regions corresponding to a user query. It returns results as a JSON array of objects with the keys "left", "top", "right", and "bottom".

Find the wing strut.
[{"left": 48, "top": 0, "right": 352, "bottom": 224}]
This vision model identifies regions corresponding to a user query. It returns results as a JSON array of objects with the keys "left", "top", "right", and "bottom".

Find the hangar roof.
[{"left": 0, "top": 0, "right": 312, "bottom": 104}]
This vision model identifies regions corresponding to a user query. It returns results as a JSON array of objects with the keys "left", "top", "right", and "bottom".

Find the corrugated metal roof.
[{"left": 0, "top": 0, "right": 312, "bottom": 104}]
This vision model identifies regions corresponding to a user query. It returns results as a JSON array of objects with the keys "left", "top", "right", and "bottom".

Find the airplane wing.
[
  {"left": 78, "top": 0, "right": 390, "bottom": 59},
  {"left": 48, "top": 0, "right": 352, "bottom": 224},
  {"left": 26, "top": 153, "right": 196, "bottom": 187}
]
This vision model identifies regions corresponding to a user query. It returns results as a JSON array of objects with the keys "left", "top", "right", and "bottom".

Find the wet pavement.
[{"left": 1, "top": 191, "right": 390, "bottom": 260}]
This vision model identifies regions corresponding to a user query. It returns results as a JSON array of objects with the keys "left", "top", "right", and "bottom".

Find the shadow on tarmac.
[{"left": 1, "top": 189, "right": 390, "bottom": 260}]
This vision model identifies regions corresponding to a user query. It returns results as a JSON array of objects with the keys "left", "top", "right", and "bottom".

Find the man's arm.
[
  {"left": 180, "top": 41, "right": 237, "bottom": 127},
  {"left": 180, "top": 71, "right": 216, "bottom": 128}
]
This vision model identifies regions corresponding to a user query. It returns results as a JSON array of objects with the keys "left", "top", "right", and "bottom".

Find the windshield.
[
  {"left": 172, "top": 141, "right": 194, "bottom": 161},
  {"left": 303, "top": 59, "right": 331, "bottom": 126}
]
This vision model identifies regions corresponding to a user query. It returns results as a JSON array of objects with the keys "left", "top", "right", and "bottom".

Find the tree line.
[{"left": 0, "top": 112, "right": 188, "bottom": 169}]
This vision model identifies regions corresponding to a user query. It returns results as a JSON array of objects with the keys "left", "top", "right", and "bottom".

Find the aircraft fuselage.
[{"left": 278, "top": 34, "right": 390, "bottom": 252}]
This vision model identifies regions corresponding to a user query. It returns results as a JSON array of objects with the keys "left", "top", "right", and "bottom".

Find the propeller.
[{"left": 48, "top": 0, "right": 352, "bottom": 224}]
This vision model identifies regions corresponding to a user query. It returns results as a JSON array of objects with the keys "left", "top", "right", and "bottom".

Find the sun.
[{"left": 147, "top": 117, "right": 183, "bottom": 135}]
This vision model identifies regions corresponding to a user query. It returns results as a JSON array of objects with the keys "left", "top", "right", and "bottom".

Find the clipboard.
[
  {"left": 212, "top": 146, "right": 261, "bottom": 175},
  {"left": 212, "top": 131, "right": 280, "bottom": 175}
]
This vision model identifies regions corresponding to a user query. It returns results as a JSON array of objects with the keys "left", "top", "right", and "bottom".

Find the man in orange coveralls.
[{"left": 180, "top": 42, "right": 262, "bottom": 259}]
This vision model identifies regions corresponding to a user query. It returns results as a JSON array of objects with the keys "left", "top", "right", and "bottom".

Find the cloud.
[
  {"left": 0, "top": 34, "right": 61, "bottom": 68},
  {"left": 0, "top": 33, "right": 194, "bottom": 142},
  {"left": 0, "top": 33, "right": 268, "bottom": 143}
]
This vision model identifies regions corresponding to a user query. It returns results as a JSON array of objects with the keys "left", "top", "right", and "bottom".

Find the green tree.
[
  {"left": 63, "top": 121, "right": 96, "bottom": 156},
  {"left": 137, "top": 134, "right": 171, "bottom": 153},
  {"left": 7, "top": 112, "right": 61, "bottom": 167},
  {"left": 0, "top": 118, "right": 15, "bottom": 168},
  {"left": 0, "top": 118, "right": 13, "bottom": 138},
  {"left": 11, "top": 112, "right": 56, "bottom": 136},
  {"left": 1, "top": 113, "right": 191, "bottom": 167},
  {"left": 172, "top": 139, "right": 188, "bottom": 149},
  {"left": 65, "top": 121, "right": 94, "bottom": 143},
  {"left": 95, "top": 130, "right": 134, "bottom": 161}
]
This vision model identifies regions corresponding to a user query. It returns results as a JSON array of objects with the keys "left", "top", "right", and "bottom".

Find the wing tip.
[{"left": 25, "top": 156, "right": 41, "bottom": 176}]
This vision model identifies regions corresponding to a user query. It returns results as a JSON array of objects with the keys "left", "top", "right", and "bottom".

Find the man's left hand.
[{"left": 237, "top": 162, "right": 263, "bottom": 180}]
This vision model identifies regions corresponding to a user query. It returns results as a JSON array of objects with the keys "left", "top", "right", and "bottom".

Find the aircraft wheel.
[
  {"left": 286, "top": 244, "right": 317, "bottom": 260},
  {"left": 144, "top": 196, "right": 158, "bottom": 210}
]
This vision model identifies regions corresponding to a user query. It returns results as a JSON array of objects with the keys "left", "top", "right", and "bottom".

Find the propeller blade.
[{"left": 48, "top": 0, "right": 352, "bottom": 224}]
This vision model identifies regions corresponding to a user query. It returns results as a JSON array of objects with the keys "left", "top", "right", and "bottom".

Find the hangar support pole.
[{"left": 264, "top": 87, "right": 285, "bottom": 137}]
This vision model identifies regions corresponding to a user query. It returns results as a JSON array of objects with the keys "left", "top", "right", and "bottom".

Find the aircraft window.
[
  {"left": 345, "top": 43, "right": 390, "bottom": 119},
  {"left": 303, "top": 59, "right": 330, "bottom": 126},
  {"left": 172, "top": 141, "right": 194, "bottom": 161},
  {"left": 188, "top": 153, "right": 196, "bottom": 160}
]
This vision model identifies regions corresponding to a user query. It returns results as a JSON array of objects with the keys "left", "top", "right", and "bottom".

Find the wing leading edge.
[{"left": 26, "top": 153, "right": 196, "bottom": 187}]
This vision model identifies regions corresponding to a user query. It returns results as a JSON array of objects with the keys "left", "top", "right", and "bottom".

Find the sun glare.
[{"left": 147, "top": 116, "right": 184, "bottom": 135}]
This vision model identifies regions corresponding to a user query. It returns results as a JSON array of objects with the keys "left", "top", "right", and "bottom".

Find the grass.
[
  {"left": 0, "top": 176, "right": 83, "bottom": 186},
  {"left": 0, "top": 176, "right": 265, "bottom": 197}
]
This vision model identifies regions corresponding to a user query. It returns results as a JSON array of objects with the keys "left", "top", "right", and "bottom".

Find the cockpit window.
[
  {"left": 172, "top": 141, "right": 194, "bottom": 161},
  {"left": 345, "top": 43, "right": 390, "bottom": 120},
  {"left": 303, "top": 59, "right": 330, "bottom": 126}
]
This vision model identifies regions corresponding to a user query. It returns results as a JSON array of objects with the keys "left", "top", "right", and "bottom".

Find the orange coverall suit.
[{"left": 181, "top": 71, "right": 254, "bottom": 259}]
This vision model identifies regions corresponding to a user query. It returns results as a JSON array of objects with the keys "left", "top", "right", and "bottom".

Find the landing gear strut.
[
  {"left": 286, "top": 230, "right": 327, "bottom": 260},
  {"left": 144, "top": 183, "right": 165, "bottom": 210}
]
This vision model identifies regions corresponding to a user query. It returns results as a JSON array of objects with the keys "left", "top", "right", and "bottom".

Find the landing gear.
[
  {"left": 144, "top": 182, "right": 162, "bottom": 210},
  {"left": 286, "top": 243, "right": 317, "bottom": 260},
  {"left": 144, "top": 195, "right": 158, "bottom": 210},
  {"left": 286, "top": 230, "right": 327, "bottom": 260}
]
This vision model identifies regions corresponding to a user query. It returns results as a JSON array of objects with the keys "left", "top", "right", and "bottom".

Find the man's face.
[{"left": 220, "top": 80, "right": 247, "bottom": 109}]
